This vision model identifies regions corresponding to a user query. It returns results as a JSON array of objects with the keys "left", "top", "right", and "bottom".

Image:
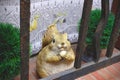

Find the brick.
[
  {"left": 111, "top": 65, "right": 120, "bottom": 74},
  {"left": 92, "top": 71, "right": 104, "bottom": 80},
  {"left": 97, "top": 68, "right": 115, "bottom": 80},
  {"left": 113, "top": 63, "right": 120, "bottom": 71},
  {"left": 87, "top": 74, "right": 97, "bottom": 80},
  {"left": 76, "top": 76, "right": 86, "bottom": 80},
  {"left": 106, "top": 65, "right": 120, "bottom": 79},
  {"left": 82, "top": 74, "right": 96, "bottom": 80}
]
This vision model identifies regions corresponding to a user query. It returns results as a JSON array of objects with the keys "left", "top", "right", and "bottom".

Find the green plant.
[
  {"left": 78, "top": 9, "right": 115, "bottom": 49},
  {"left": 0, "top": 23, "right": 20, "bottom": 80}
]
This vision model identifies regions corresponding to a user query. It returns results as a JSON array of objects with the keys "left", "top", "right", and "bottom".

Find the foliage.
[
  {"left": 78, "top": 9, "right": 115, "bottom": 49},
  {"left": 0, "top": 23, "right": 20, "bottom": 80}
]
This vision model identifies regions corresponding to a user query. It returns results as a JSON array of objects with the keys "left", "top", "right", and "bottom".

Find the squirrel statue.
[
  {"left": 42, "top": 14, "right": 66, "bottom": 48},
  {"left": 36, "top": 33, "right": 75, "bottom": 78}
]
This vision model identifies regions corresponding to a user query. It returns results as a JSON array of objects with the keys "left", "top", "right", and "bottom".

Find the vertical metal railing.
[
  {"left": 20, "top": 0, "right": 30, "bottom": 80},
  {"left": 74, "top": 0, "right": 93, "bottom": 68},
  {"left": 93, "top": 0, "right": 109, "bottom": 62},
  {"left": 106, "top": 0, "right": 120, "bottom": 57}
]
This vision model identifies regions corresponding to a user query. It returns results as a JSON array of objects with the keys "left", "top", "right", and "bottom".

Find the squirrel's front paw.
[
  {"left": 46, "top": 55, "right": 62, "bottom": 63},
  {"left": 64, "top": 53, "right": 75, "bottom": 61}
]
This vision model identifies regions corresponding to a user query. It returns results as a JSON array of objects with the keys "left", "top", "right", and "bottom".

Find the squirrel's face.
[{"left": 50, "top": 33, "right": 71, "bottom": 51}]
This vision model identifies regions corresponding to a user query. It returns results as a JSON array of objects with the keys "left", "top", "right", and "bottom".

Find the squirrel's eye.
[
  {"left": 63, "top": 18, "right": 66, "bottom": 23},
  {"left": 52, "top": 39, "right": 55, "bottom": 43}
]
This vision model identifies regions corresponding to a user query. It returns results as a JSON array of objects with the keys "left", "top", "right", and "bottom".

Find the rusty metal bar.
[
  {"left": 93, "top": 0, "right": 109, "bottom": 62},
  {"left": 115, "top": 35, "right": 120, "bottom": 50},
  {"left": 111, "top": 0, "right": 119, "bottom": 15},
  {"left": 74, "top": 0, "right": 93, "bottom": 68},
  {"left": 106, "top": 0, "right": 120, "bottom": 57},
  {"left": 20, "top": 0, "right": 30, "bottom": 80}
]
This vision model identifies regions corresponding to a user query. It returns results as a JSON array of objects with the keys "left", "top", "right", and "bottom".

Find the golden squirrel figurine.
[{"left": 36, "top": 33, "right": 75, "bottom": 78}]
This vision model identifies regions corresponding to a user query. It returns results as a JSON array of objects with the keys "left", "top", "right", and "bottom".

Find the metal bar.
[
  {"left": 20, "top": 0, "right": 30, "bottom": 80},
  {"left": 115, "top": 35, "right": 120, "bottom": 50},
  {"left": 40, "top": 53, "right": 120, "bottom": 80},
  {"left": 93, "top": 0, "right": 109, "bottom": 62},
  {"left": 74, "top": 0, "right": 93, "bottom": 68},
  {"left": 106, "top": 0, "right": 120, "bottom": 57},
  {"left": 111, "top": 0, "right": 119, "bottom": 15}
]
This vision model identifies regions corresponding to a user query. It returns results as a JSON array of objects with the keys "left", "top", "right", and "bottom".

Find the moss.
[
  {"left": 78, "top": 9, "right": 115, "bottom": 49},
  {"left": 0, "top": 23, "right": 20, "bottom": 80}
]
